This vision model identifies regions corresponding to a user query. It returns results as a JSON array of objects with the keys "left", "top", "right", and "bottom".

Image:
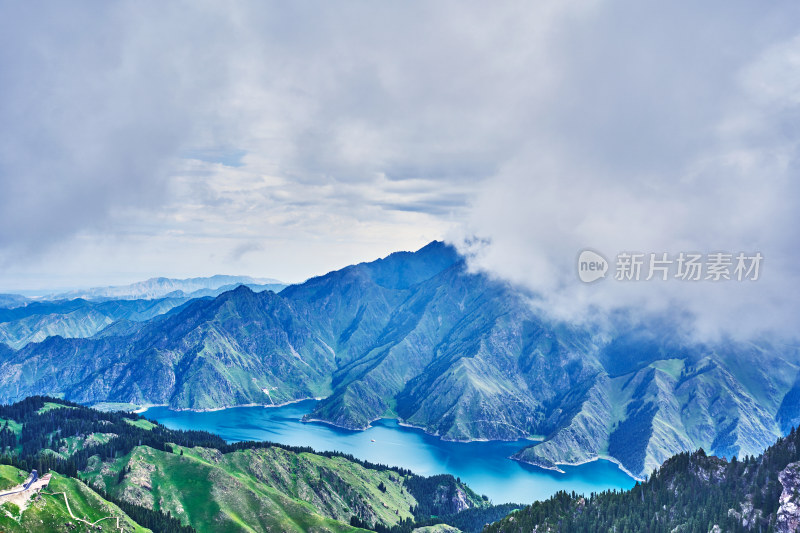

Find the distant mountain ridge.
[
  {"left": 0, "top": 275, "right": 288, "bottom": 349},
  {"left": 50, "top": 274, "right": 286, "bottom": 301},
  {"left": 0, "top": 297, "right": 194, "bottom": 349},
  {"left": 0, "top": 293, "right": 30, "bottom": 308},
  {"left": 0, "top": 242, "right": 797, "bottom": 479}
]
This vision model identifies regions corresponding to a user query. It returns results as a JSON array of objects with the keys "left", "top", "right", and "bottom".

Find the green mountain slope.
[
  {"left": 0, "top": 396, "right": 492, "bottom": 532},
  {"left": 512, "top": 346, "right": 797, "bottom": 479},
  {"left": 84, "top": 445, "right": 437, "bottom": 533},
  {"left": 0, "top": 468, "right": 151, "bottom": 533}
]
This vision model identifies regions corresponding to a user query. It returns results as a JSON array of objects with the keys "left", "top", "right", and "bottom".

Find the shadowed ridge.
[
  {"left": 282, "top": 240, "right": 461, "bottom": 299},
  {"left": 0, "top": 342, "right": 13, "bottom": 358}
]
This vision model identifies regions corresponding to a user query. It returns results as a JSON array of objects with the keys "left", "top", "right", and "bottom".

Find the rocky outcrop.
[
  {"left": 776, "top": 462, "right": 800, "bottom": 533},
  {"left": 435, "top": 485, "right": 472, "bottom": 514}
]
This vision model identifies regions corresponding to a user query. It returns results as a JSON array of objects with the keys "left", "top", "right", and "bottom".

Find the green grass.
[
  {"left": 648, "top": 358, "right": 684, "bottom": 380},
  {"left": 83, "top": 444, "right": 408, "bottom": 532},
  {"left": 0, "top": 418, "right": 22, "bottom": 437},
  {"left": 36, "top": 402, "right": 76, "bottom": 414},
  {"left": 124, "top": 418, "right": 157, "bottom": 430},
  {"left": 1, "top": 500, "right": 21, "bottom": 519},
  {"left": 412, "top": 526, "right": 462, "bottom": 533},
  {"left": 59, "top": 433, "right": 117, "bottom": 456},
  {"left": 0, "top": 468, "right": 149, "bottom": 532},
  {"left": 0, "top": 464, "right": 25, "bottom": 491}
]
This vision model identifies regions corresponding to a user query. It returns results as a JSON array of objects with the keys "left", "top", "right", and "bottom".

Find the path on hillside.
[
  {"left": 41, "top": 490, "right": 122, "bottom": 531},
  {"left": 0, "top": 472, "right": 124, "bottom": 531}
]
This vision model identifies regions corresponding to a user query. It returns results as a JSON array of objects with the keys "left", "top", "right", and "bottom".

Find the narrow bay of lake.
[{"left": 143, "top": 400, "right": 634, "bottom": 504}]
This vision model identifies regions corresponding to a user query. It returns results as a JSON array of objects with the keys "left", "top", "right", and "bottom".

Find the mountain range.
[
  {"left": 0, "top": 297, "right": 192, "bottom": 349},
  {"left": 0, "top": 242, "right": 797, "bottom": 479},
  {"left": 0, "top": 275, "right": 288, "bottom": 349},
  {"left": 48, "top": 274, "right": 286, "bottom": 301},
  {"left": 0, "top": 275, "right": 286, "bottom": 308},
  {"left": 4, "top": 396, "right": 800, "bottom": 532}
]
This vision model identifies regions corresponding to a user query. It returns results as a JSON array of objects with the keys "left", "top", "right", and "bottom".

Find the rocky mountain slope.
[
  {"left": 0, "top": 297, "right": 192, "bottom": 349},
  {"left": 0, "top": 242, "right": 797, "bottom": 479},
  {"left": 0, "top": 288, "right": 337, "bottom": 410}
]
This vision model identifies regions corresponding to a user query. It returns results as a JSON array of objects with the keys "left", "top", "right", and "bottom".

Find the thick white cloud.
[
  {"left": 452, "top": 1, "right": 800, "bottom": 339},
  {"left": 0, "top": 1, "right": 798, "bottom": 338}
]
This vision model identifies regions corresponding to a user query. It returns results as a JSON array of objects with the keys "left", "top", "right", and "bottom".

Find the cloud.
[
  {"left": 0, "top": 1, "right": 243, "bottom": 258},
  {"left": 0, "top": 0, "right": 798, "bottom": 340},
  {"left": 452, "top": 1, "right": 800, "bottom": 339},
  {"left": 229, "top": 241, "right": 264, "bottom": 262},
  {"left": 0, "top": 1, "right": 507, "bottom": 275}
]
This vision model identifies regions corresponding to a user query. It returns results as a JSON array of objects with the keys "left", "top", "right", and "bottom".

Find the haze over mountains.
[
  {"left": 0, "top": 242, "right": 797, "bottom": 479},
  {"left": 0, "top": 275, "right": 286, "bottom": 305},
  {"left": 0, "top": 275, "right": 288, "bottom": 349},
  {"left": 0, "top": 297, "right": 191, "bottom": 349}
]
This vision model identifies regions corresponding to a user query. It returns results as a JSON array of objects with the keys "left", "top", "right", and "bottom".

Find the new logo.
[{"left": 578, "top": 250, "right": 608, "bottom": 283}]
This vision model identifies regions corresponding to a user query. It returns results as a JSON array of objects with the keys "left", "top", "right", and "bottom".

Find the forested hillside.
[{"left": 484, "top": 427, "right": 800, "bottom": 532}]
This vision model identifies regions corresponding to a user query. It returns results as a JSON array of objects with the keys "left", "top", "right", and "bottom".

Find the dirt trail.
[
  {"left": 41, "top": 490, "right": 122, "bottom": 531},
  {"left": 1, "top": 473, "right": 122, "bottom": 531}
]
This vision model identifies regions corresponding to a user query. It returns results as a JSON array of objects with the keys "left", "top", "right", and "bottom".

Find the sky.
[{"left": 1, "top": 1, "right": 799, "bottom": 338}]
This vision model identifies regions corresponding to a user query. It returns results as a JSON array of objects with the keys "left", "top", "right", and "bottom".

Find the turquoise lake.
[{"left": 143, "top": 400, "right": 635, "bottom": 504}]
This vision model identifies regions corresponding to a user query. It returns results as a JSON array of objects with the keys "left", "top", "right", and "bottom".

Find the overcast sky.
[{"left": 1, "top": 1, "right": 798, "bottom": 338}]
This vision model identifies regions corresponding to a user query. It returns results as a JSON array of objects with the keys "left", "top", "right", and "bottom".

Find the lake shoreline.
[
  {"left": 134, "top": 396, "right": 325, "bottom": 414},
  {"left": 513, "top": 454, "right": 643, "bottom": 482},
  {"left": 138, "top": 401, "right": 555, "bottom": 447},
  {"left": 142, "top": 402, "right": 636, "bottom": 504}
]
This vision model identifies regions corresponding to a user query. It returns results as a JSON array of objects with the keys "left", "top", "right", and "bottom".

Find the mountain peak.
[
  {"left": 230, "top": 284, "right": 255, "bottom": 295},
  {"left": 213, "top": 283, "right": 258, "bottom": 305},
  {"left": 418, "top": 239, "right": 447, "bottom": 251},
  {"left": 364, "top": 240, "right": 461, "bottom": 290}
]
